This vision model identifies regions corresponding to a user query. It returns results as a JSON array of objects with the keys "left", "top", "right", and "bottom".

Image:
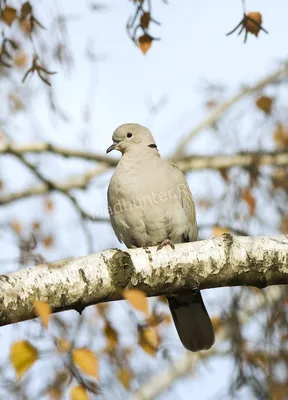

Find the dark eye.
[{"left": 127, "top": 132, "right": 132, "bottom": 138}]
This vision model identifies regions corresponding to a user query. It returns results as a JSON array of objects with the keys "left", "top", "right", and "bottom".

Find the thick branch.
[
  {"left": 175, "top": 151, "right": 288, "bottom": 172},
  {"left": 2, "top": 144, "right": 287, "bottom": 170},
  {"left": 0, "top": 235, "right": 287, "bottom": 327}
]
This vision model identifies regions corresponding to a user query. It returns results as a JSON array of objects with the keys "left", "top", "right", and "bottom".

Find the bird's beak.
[{"left": 106, "top": 143, "right": 116, "bottom": 154}]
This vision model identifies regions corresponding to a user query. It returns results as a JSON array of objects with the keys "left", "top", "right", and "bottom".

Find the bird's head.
[{"left": 106, "top": 123, "right": 157, "bottom": 154}]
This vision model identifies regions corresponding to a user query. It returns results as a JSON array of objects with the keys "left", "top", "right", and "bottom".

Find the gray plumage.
[{"left": 107, "top": 123, "right": 215, "bottom": 351}]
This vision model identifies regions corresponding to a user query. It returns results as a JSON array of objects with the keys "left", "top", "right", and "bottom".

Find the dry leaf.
[
  {"left": 212, "top": 226, "right": 230, "bottom": 237},
  {"left": 211, "top": 316, "right": 222, "bottom": 333},
  {"left": 21, "top": 2, "right": 33, "bottom": 17},
  {"left": 138, "top": 34, "right": 153, "bottom": 54},
  {"left": 19, "top": 17, "right": 32, "bottom": 34},
  {"left": 104, "top": 321, "right": 118, "bottom": 351},
  {"left": 123, "top": 289, "right": 149, "bottom": 315},
  {"left": 256, "top": 96, "right": 273, "bottom": 114},
  {"left": 72, "top": 348, "right": 98, "bottom": 379},
  {"left": 14, "top": 51, "right": 28, "bottom": 67},
  {"left": 241, "top": 188, "right": 256, "bottom": 216},
  {"left": 118, "top": 368, "right": 132, "bottom": 390},
  {"left": 49, "top": 388, "right": 61, "bottom": 400},
  {"left": 44, "top": 198, "right": 54, "bottom": 212},
  {"left": 10, "top": 220, "right": 22, "bottom": 235},
  {"left": 140, "top": 12, "right": 150, "bottom": 28},
  {"left": 1, "top": 6, "right": 17, "bottom": 26},
  {"left": 246, "top": 12, "right": 262, "bottom": 36},
  {"left": 34, "top": 301, "right": 51, "bottom": 328},
  {"left": 10, "top": 341, "right": 38, "bottom": 379},
  {"left": 280, "top": 216, "right": 288, "bottom": 234},
  {"left": 273, "top": 124, "right": 288, "bottom": 149},
  {"left": 138, "top": 326, "right": 159, "bottom": 357},
  {"left": 43, "top": 235, "right": 54, "bottom": 248},
  {"left": 70, "top": 386, "right": 88, "bottom": 400},
  {"left": 56, "top": 338, "right": 72, "bottom": 353}
]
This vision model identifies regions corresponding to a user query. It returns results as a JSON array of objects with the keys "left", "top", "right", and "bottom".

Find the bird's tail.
[{"left": 167, "top": 291, "right": 215, "bottom": 352}]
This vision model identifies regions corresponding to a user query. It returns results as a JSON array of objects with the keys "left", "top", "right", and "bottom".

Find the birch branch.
[
  {"left": 0, "top": 235, "right": 287, "bottom": 327},
  {"left": 174, "top": 63, "right": 288, "bottom": 156}
]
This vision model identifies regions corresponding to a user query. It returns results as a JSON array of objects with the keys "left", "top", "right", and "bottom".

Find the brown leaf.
[
  {"left": 246, "top": 12, "right": 262, "bottom": 36},
  {"left": 72, "top": 348, "right": 99, "bottom": 379},
  {"left": 19, "top": 17, "right": 32, "bottom": 34},
  {"left": 138, "top": 326, "right": 159, "bottom": 357},
  {"left": 138, "top": 34, "right": 153, "bottom": 54},
  {"left": 280, "top": 216, "right": 288, "bottom": 234},
  {"left": 256, "top": 95, "right": 273, "bottom": 114},
  {"left": 21, "top": 2, "right": 33, "bottom": 17},
  {"left": 123, "top": 289, "right": 149, "bottom": 315},
  {"left": 210, "top": 316, "right": 222, "bottom": 333},
  {"left": 43, "top": 235, "right": 54, "bottom": 248},
  {"left": 273, "top": 124, "right": 288, "bottom": 149},
  {"left": 10, "top": 341, "right": 38, "bottom": 379},
  {"left": 118, "top": 368, "right": 132, "bottom": 390},
  {"left": 1, "top": 6, "right": 17, "bottom": 26},
  {"left": 140, "top": 12, "right": 150, "bottom": 28},
  {"left": 219, "top": 168, "right": 229, "bottom": 183},
  {"left": 241, "top": 188, "right": 256, "bottom": 216},
  {"left": 10, "top": 220, "right": 22, "bottom": 235},
  {"left": 70, "top": 386, "right": 88, "bottom": 400},
  {"left": 32, "top": 221, "right": 41, "bottom": 232},
  {"left": 212, "top": 226, "right": 230, "bottom": 237},
  {"left": 44, "top": 198, "right": 54, "bottom": 212},
  {"left": 34, "top": 301, "right": 51, "bottom": 328},
  {"left": 104, "top": 321, "right": 118, "bottom": 351}
]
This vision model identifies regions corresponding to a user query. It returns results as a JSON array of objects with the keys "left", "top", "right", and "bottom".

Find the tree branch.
[
  {"left": 0, "top": 234, "right": 287, "bottom": 327},
  {"left": 174, "top": 63, "right": 288, "bottom": 156}
]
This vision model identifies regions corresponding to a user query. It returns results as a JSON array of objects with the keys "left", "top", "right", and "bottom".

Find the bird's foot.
[{"left": 157, "top": 239, "right": 175, "bottom": 251}]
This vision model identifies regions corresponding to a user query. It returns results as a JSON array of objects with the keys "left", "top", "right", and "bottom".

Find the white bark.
[{"left": 0, "top": 235, "right": 287, "bottom": 326}]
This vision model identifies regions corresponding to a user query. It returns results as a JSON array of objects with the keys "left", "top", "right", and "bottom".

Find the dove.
[{"left": 107, "top": 123, "right": 215, "bottom": 351}]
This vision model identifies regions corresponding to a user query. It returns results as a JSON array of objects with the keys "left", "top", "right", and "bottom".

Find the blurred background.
[{"left": 0, "top": 0, "right": 288, "bottom": 398}]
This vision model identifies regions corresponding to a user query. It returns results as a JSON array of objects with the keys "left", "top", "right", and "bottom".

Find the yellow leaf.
[
  {"left": 138, "top": 326, "right": 159, "bottom": 357},
  {"left": 56, "top": 338, "right": 72, "bottom": 353},
  {"left": 241, "top": 188, "right": 256, "bottom": 216},
  {"left": 123, "top": 289, "right": 149, "bottom": 315},
  {"left": 104, "top": 321, "right": 118, "bottom": 351},
  {"left": 118, "top": 368, "right": 132, "bottom": 390},
  {"left": 255, "top": 95, "right": 273, "bottom": 114},
  {"left": 10, "top": 341, "right": 38, "bottom": 379},
  {"left": 14, "top": 51, "right": 28, "bottom": 67},
  {"left": 49, "top": 388, "right": 61, "bottom": 400},
  {"left": 70, "top": 386, "right": 88, "bottom": 400},
  {"left": 138, "top": 34, "right": 153, "bottom": 54},
  {"left": 1, "top": 6, "right": 17, "bottom": 26},
  {"left": 212, "top": 226, "right": 230, "bottom": 237},
  {"left": 10, "top": 220, "right": 22, "bottom": 235},
  {"left": 72, "top": 348, "right": 98, "bottom": 379},
  {"left": 34, "top": 301, "right": 51, "bottom": 328}
]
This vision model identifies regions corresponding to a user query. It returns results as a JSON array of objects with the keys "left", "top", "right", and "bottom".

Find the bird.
[{"left": 106, "top": 123, "right": 215, "bottom": 352}]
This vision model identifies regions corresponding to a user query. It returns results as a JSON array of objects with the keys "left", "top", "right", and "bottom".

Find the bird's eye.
[{"left": 127, "top": 132, "right": 132, "bottom": 138}]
